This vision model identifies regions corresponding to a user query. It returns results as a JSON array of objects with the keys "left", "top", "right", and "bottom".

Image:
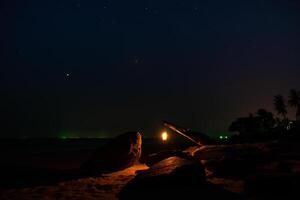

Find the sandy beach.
[
  {"left": 0, "top": 164, "right": 148, "bottom": 200},
  {"left": 0, "top": 138, "right": 181, "bottom": 199}
]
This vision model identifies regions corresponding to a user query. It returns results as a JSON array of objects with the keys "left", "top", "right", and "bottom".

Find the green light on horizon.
[
  {"left": 219, "top": 135, "right": 228, "bottom": 139},
  {"left": 59, "top": 131, "right": 70, "bottom": 139}
]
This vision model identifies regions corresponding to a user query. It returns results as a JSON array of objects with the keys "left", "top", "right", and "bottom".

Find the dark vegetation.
[{"left": 229, "top": 89, "right": 300, "bottom": 142}]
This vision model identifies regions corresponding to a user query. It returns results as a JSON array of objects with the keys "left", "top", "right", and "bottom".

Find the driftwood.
[{"left": 163, "top": 120, "right": 215, "bottom": 145}]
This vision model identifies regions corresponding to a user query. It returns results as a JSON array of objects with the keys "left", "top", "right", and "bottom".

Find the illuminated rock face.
[
  {"left": 80, "top": 132, "right": 142, "bottom": 174},
  {"left": 119, "top": 156, "right": 239, "bottom": 199},
  {"left": 144, "top": 150, "right": 192, "bottom": 167}
]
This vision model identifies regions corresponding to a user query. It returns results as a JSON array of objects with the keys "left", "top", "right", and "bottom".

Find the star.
[
  {"left": 144, "top": 7, "right": 152, "bottom": 14},
  {"left": 134, "top": 57, "right": 139, "bottom": 64}
]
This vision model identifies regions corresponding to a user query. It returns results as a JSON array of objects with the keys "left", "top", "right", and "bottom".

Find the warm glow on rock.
[{"left": 161, "top": 131, "right": 168, "bottom": 141}]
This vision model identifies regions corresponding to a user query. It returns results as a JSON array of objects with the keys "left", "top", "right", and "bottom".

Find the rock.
[
  {"left": 192, "top": 143, "right": 276, "bottom": 179},
  {"left": 192, "top": 143, "right": 272, "bottom": 161},
  {"left": 245, "top": 173, "right": 300, "bottom": 199},
  {"left": 204, "top": 157, "right": 257, "bottom": 178},
  {"left": 144, "top": 150, "right": 193, "bottom": 167},
  {"left": 118, "top": 156, "right": 240, "bottom": 199},
  {"left": 80, "top": 132, "right": 142, "bottom": 174},
  {"left": 139, "top": 156, "right": 206, "bottom": 181}
]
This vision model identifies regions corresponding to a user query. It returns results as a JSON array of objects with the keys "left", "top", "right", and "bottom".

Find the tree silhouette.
[
  {"left": 229, "top": 90, "right": 300, "bottom": 138},
  {"left": 229, "top": 113, "right": 265, "bottom": 135},
  {"left": 274, "top": 95, "right": 287, "bottom": 120},
  {"left": 288, "top": 89, "right": 300, "bottom": 120},
  {"left": 256, "top": 108, "right": 275, "bottom": 130}
]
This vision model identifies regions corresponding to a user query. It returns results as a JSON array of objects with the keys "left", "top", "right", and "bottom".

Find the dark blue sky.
[{"left": 1, "top": 0, "right": 300, "bottom": 138}]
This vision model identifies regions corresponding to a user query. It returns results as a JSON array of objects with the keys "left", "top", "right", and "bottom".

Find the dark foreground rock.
[
  {"left": 191, "top": 143, "right": 275, "bottom": 178},
  {"left": 192, "top": 143, "right": 273, "bottom": 161},
  {"left": 80, "top": 132, "right": 142, "bottom": 174},
  {"left": 245, "top": 172, "right": 300, "bottom": 199},
  {"left": 118, "top": 156, "right": 240, "bottom": 200}
]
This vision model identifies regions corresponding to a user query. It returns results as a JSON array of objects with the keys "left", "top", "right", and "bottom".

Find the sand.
[{"left": 0, "top": 164, "right": 148, "bottom": 200}]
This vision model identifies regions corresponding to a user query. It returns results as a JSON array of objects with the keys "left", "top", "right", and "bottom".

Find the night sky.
[{"left": 1, "top": 0, "right": 300, "bottom": 138}]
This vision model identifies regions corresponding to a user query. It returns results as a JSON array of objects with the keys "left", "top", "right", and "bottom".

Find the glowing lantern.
[{"left": 161, "top": 131, "right": 168, "bottom": 141}]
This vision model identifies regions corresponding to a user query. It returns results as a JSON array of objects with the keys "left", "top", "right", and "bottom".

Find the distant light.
[
  {"left": 287, "top": 121, "right": 293, "bottom": 130},
  {"left": 161, "top": 131, "right": 168, "bottom": 141},
  {"left": 66, "top": 73, "right": 70, "bottom": 77},
  {"left": 219, "top": 135, "right": 228, "bottom": 139}
]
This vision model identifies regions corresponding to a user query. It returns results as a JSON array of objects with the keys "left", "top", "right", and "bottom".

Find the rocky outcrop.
[
  {"left": 144, "top": 150, "right": 192, "bottom": 167},
  {"left": 191, "top": 143, "right": 275, "bottom": 178},
  {"left": 80, "top": 132, "right": 142, "bottom": 175},
  {"left": 192, "top": 143, "right": 272, "bottom": 160},
  {"left": 118, "top": 156, "right": 240, "bottom": 199}
]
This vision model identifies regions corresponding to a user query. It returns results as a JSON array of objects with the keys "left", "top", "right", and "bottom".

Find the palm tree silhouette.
[
  {"left": 288, "top": 89, "right": 300, "bottom": 120},
  {"left": 256, "top": 108, "right": 275, "bottom": 130},
  {"left": 274, "top": 95, "right": 288, "bottom": 121}
]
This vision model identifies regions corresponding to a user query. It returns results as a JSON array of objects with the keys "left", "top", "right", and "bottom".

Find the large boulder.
[
  {"left": 118, "top": 156, "right": 240, "bottom": 199},
  {"left": 192, "top": 143, "right": 275, "bottom": 179},
  {"left": 144, "top": 150, "right": 192, "bottom": 167},
  {"left": 192, "top": 143, "right": 272, "bottom": 161},
  {"left": 80, "top": 132, "right": 142, "bottom": 175}
]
